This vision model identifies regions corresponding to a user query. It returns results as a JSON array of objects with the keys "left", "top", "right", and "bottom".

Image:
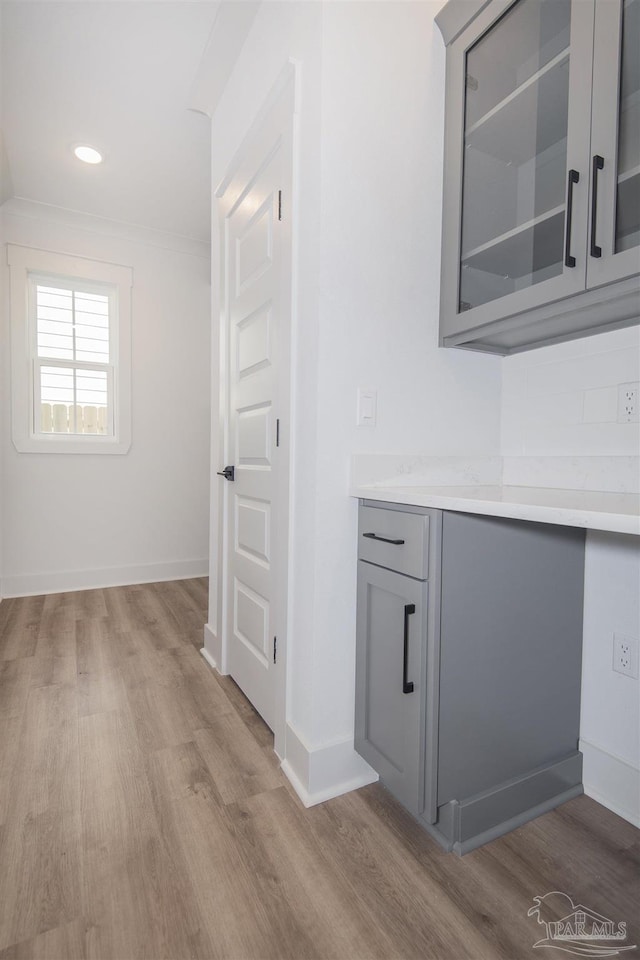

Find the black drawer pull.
[
  {"left": 363, "top": 532, "right": 405, "bottom": 546},
  {"left": 564, "top": 169, "right": 579, "bottom": 268},
  {"left": 403, "top": 604, "right": 415, "bottom": 694},
  {"left": 590, "top": 155, "right": 604, "bottom": 258}
]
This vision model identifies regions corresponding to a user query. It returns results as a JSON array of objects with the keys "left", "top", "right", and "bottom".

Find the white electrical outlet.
[
  {"left": 617, "top": 382, "right": 639, "bottom": 423},
  {"left": 613, "top": 632, "right": 639, "bottom": 679}
]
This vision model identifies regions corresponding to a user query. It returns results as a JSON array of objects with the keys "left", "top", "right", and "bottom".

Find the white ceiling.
[{"left": 1, "top": 0, "right": 219, "bottom": 242}]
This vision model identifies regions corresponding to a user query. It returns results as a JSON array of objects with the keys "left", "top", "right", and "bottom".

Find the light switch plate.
[{"left": 357, "top": 388, "right": 377, "bottom": 427}]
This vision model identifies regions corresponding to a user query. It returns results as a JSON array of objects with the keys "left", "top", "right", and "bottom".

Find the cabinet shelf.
[
  {"left": 466, "top": 50, "right": 570, "bottom": 166},
  {"left": 619, "top": 162, "right": 640, "bottom": 185},
  {"left": 461, "top": 204, "right": 564, "bottom": 279}
]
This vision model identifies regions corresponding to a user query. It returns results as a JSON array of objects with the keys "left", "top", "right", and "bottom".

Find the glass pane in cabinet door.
[
  {"left": 459, "top": 0, "right": 572, "bottom": 314},
  {"left": 616, "top": 0, "right": 640, "bottom": 254}
]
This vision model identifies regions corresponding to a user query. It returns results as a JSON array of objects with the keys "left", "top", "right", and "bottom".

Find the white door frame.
[{"left": 212, "top": 61, "right": 299, "bottom": 760}]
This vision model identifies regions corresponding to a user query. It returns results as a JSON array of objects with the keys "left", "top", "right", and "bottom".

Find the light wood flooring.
[{"left": 0, "top": 579, "right": 638, "bottom": 960}]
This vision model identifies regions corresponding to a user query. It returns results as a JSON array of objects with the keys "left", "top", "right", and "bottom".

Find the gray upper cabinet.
[{"left": 437, "top": 0, "right": 640, "bottom": 355}]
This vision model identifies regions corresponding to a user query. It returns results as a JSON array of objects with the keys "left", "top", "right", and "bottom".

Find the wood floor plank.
[
  {"left": 35, "top": 594, "right": 77, "bottom": 661},
  {"left": 151, "top": 579, "right": 208, "bottom": 646},
  {"left": 145, "top": 739, "right": 221, "bottom": 805},
  {"left": 119, "top": 584, "right": 185, "bottom": 651},
  {"left": 194, "top": 713, "right": 283, "bottom": 804},
  {"left": 353, "top": 785, "right": 545, "bottom": 959},
  {"left": 6, "top": 680, "right": 79, "bottom": 819},
  {"left": 76, "top": 619, "right": 127, "bottom": 717},
  {"left": 0, "top": 808, "right": 82, "bottom": 953},
  {"left": 0, "top": 596, "right": 45, "bottom": 661},
  {"left": 0, "top": 716, "right": 22, "bottom": 827},
  {"left": 301, "top": 787, "right": 501, "bottom": 960},
  {"left": 119, "top": 645, "right": 232, "bottom": 753},
  {"left": 162, "top": 645, "right": 235, "bottom": 726},
  {"left": 79, "top": 710, "right": 213, "bottom": 960},
  {"left": 144, "top": 784, "right": 274, "bottom": 960},
  {"left": 227, "top": 785, "right": 401, "bottom": 960},
  {"left": 0, "top": 659, "right": 34, "bottom": 721},
  {"left": 71, "top": 589, "right": 108, "bottom": 622},
  {"left": 508, "top": 797, "right": 640, "bottom": 943},
  {"left": 0, "top": 919, "right": 87, "bottom": 960},
  {"left": 0, "top": 578, "right": 637, "bottom": 960},
  {"left": 0, "top": 679, "right": 81, "bottom": 951},
  {"left": 30, "top": 654, "right": 77, "bottom": 689},
  {"left": 210, "top": 672, "right": 277, "bottom": 752}
]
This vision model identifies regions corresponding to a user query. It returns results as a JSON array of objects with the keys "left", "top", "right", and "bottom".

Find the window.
[{"left": 8, "top": 245, "right": 132, "bottom": 454}]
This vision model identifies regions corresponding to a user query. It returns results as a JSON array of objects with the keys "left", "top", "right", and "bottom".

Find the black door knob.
[{"left": 217, "top": 465, "right": 235, "bottom": 481}]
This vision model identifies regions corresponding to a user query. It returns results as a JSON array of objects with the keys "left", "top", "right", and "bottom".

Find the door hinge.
[
  {"left": 273, "top": 636, "right": 277, "bottom": 664},
  {"left": 278, "top": 190, "right": 282, "bottom": 221},
  {"left": 276, "top": 418, "right": 280, "bottom": 447}
]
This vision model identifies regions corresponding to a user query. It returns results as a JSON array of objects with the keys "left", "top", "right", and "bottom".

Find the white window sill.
[{"left": 13, "top": 432, "right": 132, "bottom": 455}]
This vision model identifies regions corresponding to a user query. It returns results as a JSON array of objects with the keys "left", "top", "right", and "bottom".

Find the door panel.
[{"left": 220, "top": 89, "right": 293, "bottom": 732}]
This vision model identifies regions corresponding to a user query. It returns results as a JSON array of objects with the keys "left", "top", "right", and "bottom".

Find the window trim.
[{"left": 8, "top": 244, "right": 133, "bottom": 454}]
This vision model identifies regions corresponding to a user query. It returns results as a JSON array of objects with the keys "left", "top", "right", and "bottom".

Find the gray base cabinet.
[{"left": 355, "top": 500, "right": 586, "bottom": 854}]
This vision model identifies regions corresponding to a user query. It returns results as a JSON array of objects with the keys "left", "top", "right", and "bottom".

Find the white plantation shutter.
[
  {"left": 30, "top": 276, "right": 115, "bottom": 436},
  {"left": 8, "top": 244, "right": 132, "bottom": 455}
]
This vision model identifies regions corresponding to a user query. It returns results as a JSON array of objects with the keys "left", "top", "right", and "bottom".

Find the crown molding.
[{"left": 1, "top": 197, "right": 210, "bottom": 259}]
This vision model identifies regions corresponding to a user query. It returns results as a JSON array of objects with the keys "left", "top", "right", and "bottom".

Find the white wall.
[
  {"left": 0, "top": 2, "right": 13, "bottom": 207},
  {"left": 309, "top": 0, "right": 501, "bottom": 754},
  {"left": 205, "top": 0, "right": 502, "bottom": 801},
  {"left": 501, "top": 324, "right": 640, "bottom": 824},
  {"left": 1, "top": 200, "right": 211, "bottom": 596}
]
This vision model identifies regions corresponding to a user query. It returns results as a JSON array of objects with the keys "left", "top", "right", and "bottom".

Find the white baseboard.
[
  {"left": 0, "top": 558, "right": 209, "bottom": 598},
  {"left": 281, "top": 722, "right": 378, "bottom": 807},
  {"left": 580, "top": 738, "right": 640, "bottom": 827},
  {"left": 201, "top": 623, "right": 224, "bottom": 673},
  {"left": 200, "top": 639, "right": 219, "bottom": 673}
]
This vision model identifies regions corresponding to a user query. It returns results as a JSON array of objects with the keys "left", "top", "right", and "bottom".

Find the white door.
[{"left": 218, "top": 82, "right": 293, "bottom": 732}]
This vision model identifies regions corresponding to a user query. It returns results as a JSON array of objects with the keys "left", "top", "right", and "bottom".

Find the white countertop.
[{"left": 350, "top": 483, "right": 640, "bottom": 535}]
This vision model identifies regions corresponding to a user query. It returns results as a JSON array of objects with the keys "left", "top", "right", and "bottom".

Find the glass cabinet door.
[
  {"left": 615, "top": 0, "right": 640, "bottom": 255},
  {"left": 589, "top": 0, "right": 640, "bottom": 286},
  {"left": 459, "top": 0, "right": 585, "bottom": 315},
  {"left": 440, "top": 0, "right": 595, "bottom": 338}
]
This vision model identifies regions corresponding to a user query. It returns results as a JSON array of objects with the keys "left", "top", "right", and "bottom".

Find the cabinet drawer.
[{"left": 358, "top": 504, "right": 429, "bottom": 579}]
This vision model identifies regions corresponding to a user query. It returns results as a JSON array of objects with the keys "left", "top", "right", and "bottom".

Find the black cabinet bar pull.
[
  {"left": 362, "top": 532, "right": 405, "bottom": 545},
  {"left": 564, "top": 169, "right": 579, "bottom": 268},
  {"left": 403, "top": 603, "right": 415, "bottom": 694},
  {"left": 590, "top": 155, "right": 604, "bottom": 258}
]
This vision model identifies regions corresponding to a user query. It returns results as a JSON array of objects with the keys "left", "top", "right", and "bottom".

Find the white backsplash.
[
  {"left": 502, "top": 456, "right": 640, "bottom": 493},
  {"left": 351, "top": 454, "right": 640, "bottom": 494},
  {"left": 350, "top": 455, "right": 502, "bottom": 488},
  {"left": 501, "top": 325, "right": 640, "bottom": 458}
]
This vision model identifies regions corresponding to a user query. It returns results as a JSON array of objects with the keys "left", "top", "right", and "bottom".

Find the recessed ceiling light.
[{"left": 74, "top": 145, "right": 103, "bottom": 165}]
